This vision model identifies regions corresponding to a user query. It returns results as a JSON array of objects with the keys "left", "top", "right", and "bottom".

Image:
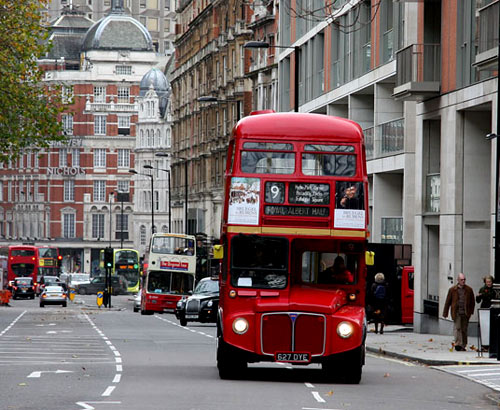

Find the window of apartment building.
[
  {"left": 8, "top": 181, "right": 12, "bottom": 201},
  {"left": 62, "top": 85, "right": 73, "bottom": 104},
  {"left": 19, "top": 181, "right": 24, "bottom": 201},
  {"left": 94, "top": 180, "right": 106, "bottom": 202},
  {"left": 92, "top": 214, "right": 105, "bottom": 238},
  {"left": 117, "top": 86, "right": 130, "bottom": 103},
  {"left": 72, "top": 149, "right": 80, "bottom": 167},
  {"left": 118, "top": 116, "right": 130, "bottom": 135},
  {"left": 116, "top": 65, "right": 132, "bottom": 75},
  {"left": 63, "top": 212, "right": 75, "bottom": 238},
  {"left": 34, "top": 153, "right": 39, "bottom": 169},
  {"left": 94, "top": 86, "right": 106, "bottom": 103},
  {"left": 26, "top": 151, "right": 32, "bottom": 169},
  {"left": 164, "top": 19, "right": 170, "bottom": 32},
  {"left": 19, "top": 155, "right": 24, "bottom": 169},
  {"left": 117, "top": 180, "right": 129, "bottom": 193},
  {"left": 59, "top": 149, "right": 68, "bottom": 167},
  {"left": 140, "top": 0, "right": 146, "bottom": 7},
  {"left": 165, "top": 0, "right": 170, "bottom": 10},
  {"left": 140, "top": 225, "right": 146, "bottom": 245},
  {"left": 62, "top": 114, "right": 73, "bottom": 135},
  {"left": 154, "top": 191, "right": 159, "bottom": 212},
  {"left": 147, "top": 0, "right": 158, "bottom": 8},
  {"left": 26, "top": 181, "right": 31, "bottom": 199},
  {"left": 0, "top": 181, "right": 3, "bottom": 202},
  {"left": 64, "top": 180, "right": 74, "bottom": 201},
  {"left": 34, "top": 181, "right": 39, "bottom": 201},
  {"left": 147, "top": 18, "right": 159, "bottom": 32},
  {"left": 94, "top": 115, "right": 107, "bottom": 135},
  {"left": 117, "top": 149, "right": 130, "bottom": 168},
  {"left": 116, "top": 214, "right": 128, "bottom": 238},
  {"left": 94, "top": 148, "right": 106, "bottom": 168}
]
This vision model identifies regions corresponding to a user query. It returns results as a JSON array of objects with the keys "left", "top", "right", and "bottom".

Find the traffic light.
[
  {"left": 57, "top": 255, "right": 63, "bottom": 268},
  {"left": 104, "top": 247, "right": 113, "bottom": 269}
]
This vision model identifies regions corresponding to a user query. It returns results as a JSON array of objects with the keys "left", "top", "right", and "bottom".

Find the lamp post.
[
  {"left": 144, "top": 165, "right": 171, "bottom": 233},
  {"left": 244, "top": 40, "right": 299, "bottom": 112},
  {"left": 109, "top": 191, "right": 114, "bottom": 248},
  {"left": 129, "top": 169, "right": 154, "bottom": 235},
  {"left": 197, "top": 96, "right": 241, "bottom": 120},
  {"left": 156, "top": 153, "right": 188, "bottom": 234}
]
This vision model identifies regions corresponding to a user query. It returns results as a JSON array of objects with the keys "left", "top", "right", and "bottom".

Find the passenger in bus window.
[{"left": 320, "top": 255, "right": 353, "bottom": 284}]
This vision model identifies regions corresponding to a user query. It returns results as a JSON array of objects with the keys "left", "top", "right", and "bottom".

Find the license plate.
[
  {"left": 22, "top": 289, "right": 26, "bottom": 292},
  {"left": 186, "top": 314, "right": 198, "bottom": 319},
  {"left": 275, "top": 352, "right": 311, "bottom": 363}
]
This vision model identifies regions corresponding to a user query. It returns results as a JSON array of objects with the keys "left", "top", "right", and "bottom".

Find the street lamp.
[
  {"left": 244, "top": 40, "right": 300, "bottom": 112},
  {"left": 109, "top": 191, "right": 114, "bottom": 248},
  {"left": 129, "top": 169, "right": 155, "bottom": 235},
  {"left": 197, "top": 96, "right": 241, "bottom": 120},
  {"left": 156, "top": 153, "right": 188, "bottom": 234},
  {"left": 144, "top": 164, "right": 171, "bottom": 233}
]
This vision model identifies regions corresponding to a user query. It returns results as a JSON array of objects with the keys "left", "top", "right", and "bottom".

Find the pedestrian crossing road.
[{"left": 438, "top": 365, "right": 500, "bottom": 392}]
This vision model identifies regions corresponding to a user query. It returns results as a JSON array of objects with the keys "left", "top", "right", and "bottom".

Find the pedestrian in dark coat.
[
  {"left": 476, "top": 275, "right": 494, "bottom": 309},
  {"left": 442, "top": 273, "right": 475, "bottom": 351},
  {"left": 370, "top": 272, "right": 388, "bottom": 334}
]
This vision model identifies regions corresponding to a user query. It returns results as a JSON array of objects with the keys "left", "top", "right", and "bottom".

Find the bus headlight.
[
  {"left": 232, "top": 317, "right": 249, "bottom": 335},
  {"left": 337, "top": 321, "right": 354, "bottom": 339}
]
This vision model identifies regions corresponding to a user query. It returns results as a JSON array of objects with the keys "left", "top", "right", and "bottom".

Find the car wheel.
[
  {"left": 180, "top": 318, "right": 187, "bottom": 327},
  {"left": 31, "top": 295, "right": 35, "bottom": 300},
  {"left": 40, "top": 303, "right": 44, "bottom": 308},
  {"left": 78, "top": 288, "right": 86, "bottom": 295},
  {"left": 62, "top": 302, "right": 67, "bottom": 307},
  {"left": 217, "top": 336, "right": 247, "bottom": 380},
  {"left": 133, "top": 307, "right": 139, "bottom": 313}
]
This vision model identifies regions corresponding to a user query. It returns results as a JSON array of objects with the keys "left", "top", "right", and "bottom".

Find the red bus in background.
[
  {"left": 6, "top": 245, "right": 60, "bottom": 286},
  {"left": 216, "top": 112, "right": 370, "bottom": 383}
]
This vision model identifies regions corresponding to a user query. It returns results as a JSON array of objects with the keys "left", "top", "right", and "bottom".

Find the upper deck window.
[
  {"left": 302, "top": 144, "right": 356, "bottom": 177},
  {"left": 151, "top": 236, "right": 195, "bottom": 255},
  {"left": 243, "top": 142, "right": 294, "bottom": 150},
  {"left": 241, "top": 151, "right": 295, "bottom": 174},
  {"left": 11, "top": 249, "right": 35, "bottom": 257}
]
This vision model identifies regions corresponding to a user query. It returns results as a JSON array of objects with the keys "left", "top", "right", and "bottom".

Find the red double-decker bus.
[
  {"left": 216, "top": 111, "right": 371, "bottom": 383},
  {"left": 6, "top": 245, "right": 60, "bottom": 285}
]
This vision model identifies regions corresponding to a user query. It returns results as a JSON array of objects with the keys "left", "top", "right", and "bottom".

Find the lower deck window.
[{"left": 301, "top": 251, "right": 358, "bottom": 285}]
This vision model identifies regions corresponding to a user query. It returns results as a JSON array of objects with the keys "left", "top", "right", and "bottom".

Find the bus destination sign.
[
  {"left": 264, "top": 205, "right": 329, "bottom": 217},
  {"left": 289, "top": 183, "right": 330, "bottom": 205}
]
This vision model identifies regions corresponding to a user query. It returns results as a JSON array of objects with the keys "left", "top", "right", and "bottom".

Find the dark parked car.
[
  {"left": 36, "top": 275, "right": 67, "bottom": 296},
  {"left": 12, "top": 277, "right": 35, "bottom": 299},
  {"left": 75, "top": 275, "right": 128, "bottom": 295},
  {"left": 175, "top": 277, "right": 219, "bottom": 326}
]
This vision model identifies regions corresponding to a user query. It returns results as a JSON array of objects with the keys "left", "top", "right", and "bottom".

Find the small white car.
[
  {"left": 133, "top": 293, "right": 141, "bottom": 313},
  {"left": 40, "top": 285, "right": 67, "bottom": 308}
]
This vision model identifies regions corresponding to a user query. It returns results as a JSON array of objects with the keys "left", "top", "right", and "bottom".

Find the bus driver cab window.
[{"left": 301, "top": 251, "right": 357, "bottom": 285}]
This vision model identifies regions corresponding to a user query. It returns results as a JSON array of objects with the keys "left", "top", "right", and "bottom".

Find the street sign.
[
  {"left": 69, "top": 288, "right": 76, "bottom": 301},
  {"left": 97, "top": 291, "right": 103, "bottom": 307}
]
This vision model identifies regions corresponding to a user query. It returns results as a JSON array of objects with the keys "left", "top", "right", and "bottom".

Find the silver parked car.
[{"left": 40, "top": 285, "right": 67, "bottom": 308}]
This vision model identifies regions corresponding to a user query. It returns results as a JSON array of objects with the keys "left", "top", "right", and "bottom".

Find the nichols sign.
[{"left": 48, "top": 166, "right": 86, "bottom": 176}]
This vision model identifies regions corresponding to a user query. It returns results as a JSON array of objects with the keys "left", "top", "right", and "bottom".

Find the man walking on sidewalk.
[{"left": 442, "top": 273, "right": 475, "bottom": 351}]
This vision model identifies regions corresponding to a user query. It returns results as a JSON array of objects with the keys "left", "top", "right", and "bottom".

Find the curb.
[{"left": 366, "top": 345, "right": 497, "bottom": 366}]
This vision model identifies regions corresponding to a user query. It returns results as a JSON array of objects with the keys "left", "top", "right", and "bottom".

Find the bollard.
[{"left": 491, "top": 306, "right": 500, "bottom": 359}]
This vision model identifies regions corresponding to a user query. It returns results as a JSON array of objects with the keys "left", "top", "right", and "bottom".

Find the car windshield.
[
  {"left": 38, "top": 248, "right": 58, "bottom": 258},
  {"left": 194, "top": 280, "right": 219, "bottom": 294},
  {"left": 45, "top": 286, "right": 63, "bottom": 292}
]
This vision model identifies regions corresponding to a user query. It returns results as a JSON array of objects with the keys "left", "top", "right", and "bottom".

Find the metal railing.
[
  {"left": 396, "top": 43, "right": 441, "bottom": 87},
  {"left": 478, "top": 0, "right": 499, "bottom": 54},
  {"left": 381, "top": 217, "right": 403, "bottom": 244},
  {"left": 364, "top": 118, "right": 404, "bottom": 160}
]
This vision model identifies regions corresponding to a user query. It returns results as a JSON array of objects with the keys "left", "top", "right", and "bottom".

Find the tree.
[{"left": 0, "top": 0, "right": 67, "bottom": 162}]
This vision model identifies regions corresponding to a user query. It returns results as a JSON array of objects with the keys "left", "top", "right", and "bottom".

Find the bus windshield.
[
  {"left": 230, "top": 236, "right": 288, "bottom": 289},
  {"left": 147, "top": 270, "right": 194, "bottom": 294},
  {"left": 115, "top": 250, "right": 138, "bottom": 263},
  {"left": 38, "top": 248, "right": 58, "bottom": 258},
  {"left": 151, "top": 237, "right": 195, "bottom": 255},
  {"left": 12, "top": 263, "right": 35, "bottom": 277},
  {"left": 301, "top": 251, "right": 358, "bottom": 285}
]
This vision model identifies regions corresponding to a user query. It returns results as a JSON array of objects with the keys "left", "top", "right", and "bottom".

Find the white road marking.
[
  {"left": 27, "top": 369, "right": 73, "bottom": 378},
  {"left": 112, "top": 374, "right": 121, "bottom": 383},
  {"left": 116, "top": 365, "right": 122, "bottom": 372},
  {"left": 102, "top": 386, "right": 115, "bottom": 396},
  {"left": 311, "top": 391, "right": 326, "bottom": 403},
  {"left": 76, "top": 401, "right": 121, "bottom": 409},
  {"left": 305, "top": 382, "right": 314, "bottom": 388},
  {"left": 0, "top": 311, "right": 27, "bottom": 337},
  {"left": 115, "top": 357, "right": 122, "bottom": 363}
]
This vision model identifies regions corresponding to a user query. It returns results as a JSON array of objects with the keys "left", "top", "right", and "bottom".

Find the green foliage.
[{"left": 0, "top": 0, "right": 68, "bottom": 162}]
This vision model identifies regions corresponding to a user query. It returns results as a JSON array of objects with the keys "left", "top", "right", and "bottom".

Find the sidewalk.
[{"left": 366, "top": 325, "right": 499, "bottom": 366}]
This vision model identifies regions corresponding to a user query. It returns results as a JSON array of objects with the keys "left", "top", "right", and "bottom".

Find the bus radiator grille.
[{"left": 261, "top": 313, "right": 325, "bottom": 356}]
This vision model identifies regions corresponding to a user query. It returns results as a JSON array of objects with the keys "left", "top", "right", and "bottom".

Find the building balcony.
[
  {"left": 381, "top": 217, "right": 403, "bottom": 244},
  {"left": 474, "top": 0, "right": 499, "bottom": 71},
  {"left": 365, "top": 118, "right": 404, "bottom": 160},
  {"left": 393, "top": 44, "right": 441, "bottom": 101},
  {"left": 84, "top": 99, "right": 138, "bottom": 114}
]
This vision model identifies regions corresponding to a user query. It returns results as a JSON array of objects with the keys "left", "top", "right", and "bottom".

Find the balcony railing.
[
  {"left": 85, "top": 101, "right": 138, "bottom": 113},
  {"left": 394, "top": 44, "right": 441, "bottom": 100},
  {"left": 381, "top": 217, "right": 403, "bottom": 244},
  {"left": 426, "top": 173, "right": 440, "bottom": 213},
  {"left": 475, "top": 0, "right": 499, "bottom": 70},
  {"left": 364, "top": 118, "right": 404, "bottom": 160}
]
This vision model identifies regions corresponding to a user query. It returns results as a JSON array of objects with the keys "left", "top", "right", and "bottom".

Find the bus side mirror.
[
  {"left": 213, "top": 245, "right": 223, "bottom": 259},
  {"left": 365, "top": 251, "right": 374, "bottom": 266}
]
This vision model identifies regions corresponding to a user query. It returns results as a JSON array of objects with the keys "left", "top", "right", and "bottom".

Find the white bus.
[{"left": 140, "top": 233, "right": 196, "bottom": 315}]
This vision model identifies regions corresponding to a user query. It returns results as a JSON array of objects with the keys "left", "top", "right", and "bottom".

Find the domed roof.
[
  {"left": 81, "top": 10, "right": 153, "bottom": 52},
  {"left": 140, "top": 68, "right": 171, "bottom": 117}
]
